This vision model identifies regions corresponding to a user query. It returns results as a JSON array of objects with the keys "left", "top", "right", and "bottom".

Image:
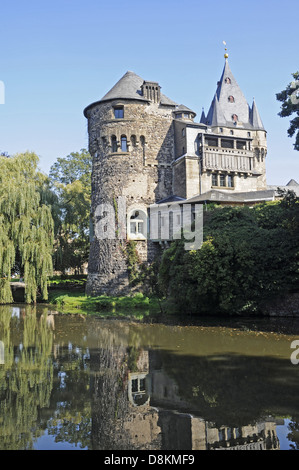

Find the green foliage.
[
  {"left": 124, "top": 240, "right": 140, "bottom": 285},
  {"left": 0, "top": 152, "right": 54, "bottom": 303},
  {"left": 276, "top": 71, "right": 299, "bottom": 150},
  {"left": 49, "top": 149, "right": 92, "bottom": 273},
  {"left": 159, "top": 192, "right": 299, "bottom": 315},
  {"left": 49, "top": 291, "right": 157, "bottom": 318}
]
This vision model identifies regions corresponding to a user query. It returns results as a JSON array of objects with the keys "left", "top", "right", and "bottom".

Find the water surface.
[{"left": 1, "top": 304, "right": 299, "bottom": 450}]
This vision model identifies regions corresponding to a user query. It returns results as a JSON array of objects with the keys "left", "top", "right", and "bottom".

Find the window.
[
  {"left": 111, "top": 135, "right": 117, "bottom": 152},
  {"left": 227, "top": 175, "right": 234, "bottom": 187},
  {"left": 206, "top": 137, "right": 218, "bottom": 147},
  {"left": 129, "top": 209, "right": 147, "bottom": 239},
  {"left": 237, "top": 140, "right": 246, "bottom": 150},
  {"left": 131, "top": 135, "right": 136, "bottom": 147},
  {"left": 114, "top": 106, "right": 124, "bottom": 118},
  {"left": 228, "top": 95, "right": 235, "bottom": 103},
  {"left": 232, "top": 114, "right": 238, "bottom": 122},
  {"left": 225, "top": 77, "right": 231, "bottom": 84},
  {"left": 221, "top": 139, "right": 234, "bottom": 149},
  {"left": 121, "top": 135, "right": 127, "bottom": 152},
  {"left": 212, "top": 174, "right": 218, "bottom": 186},
  {"left": 219, "top": 174, "right": 225, "bottom": 187}
]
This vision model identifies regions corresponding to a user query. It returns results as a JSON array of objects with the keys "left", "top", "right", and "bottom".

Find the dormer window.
[{"left": 114, "top": 106, "right": 124, "bottom": 119}]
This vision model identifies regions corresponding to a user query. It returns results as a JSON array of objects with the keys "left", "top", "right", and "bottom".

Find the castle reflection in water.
[
  {"left": 0, "top": 307, "right": 292, "bottom": 450},
  {"left": 90, "top": 340, "right": 281, "bottom": 451}
]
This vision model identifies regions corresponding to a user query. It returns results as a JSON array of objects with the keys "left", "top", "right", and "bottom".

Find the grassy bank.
[{"left": 47, "top": 288, "right": 161, "bottom": 318}]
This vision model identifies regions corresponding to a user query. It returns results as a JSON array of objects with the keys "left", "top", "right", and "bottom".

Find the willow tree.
[{"left": 0, "top": 152, "right": 54, "bottom": 303}]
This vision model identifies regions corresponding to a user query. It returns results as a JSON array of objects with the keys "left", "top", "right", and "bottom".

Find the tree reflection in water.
[{"left": 1, "top": 308, "right": 299, "bottom": 450}]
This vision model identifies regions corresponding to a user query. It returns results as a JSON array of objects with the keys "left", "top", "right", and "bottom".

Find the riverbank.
[{"left": 47, "top": 288, "right": 162, "bottom": 317}]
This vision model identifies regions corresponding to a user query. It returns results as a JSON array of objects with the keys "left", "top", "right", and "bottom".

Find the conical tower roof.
[
  {"left": 250, "top": 98, "right": 265, "bottom": 130},
  {"left": 100, "top": 71, "right": 148, "bottom": 102},
  {"left": 206, "top": 59, "right": 264, "bottom": 130},
  {"left": 84, "top": 70, "right": 178, "bottom": 118}
]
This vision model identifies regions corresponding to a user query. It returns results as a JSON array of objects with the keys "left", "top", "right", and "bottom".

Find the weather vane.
[{"left": 223, "top": 41, "right": 229, "bottom": 59}]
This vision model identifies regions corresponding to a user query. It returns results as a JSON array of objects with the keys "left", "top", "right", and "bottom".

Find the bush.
[{"left": 159, "top": 193, "right": 299, "bottom": 316}]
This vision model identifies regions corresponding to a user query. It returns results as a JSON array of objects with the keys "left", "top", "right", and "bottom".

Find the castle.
[{"left": 83, "top": 57, "right": 297, "bottom": 295}]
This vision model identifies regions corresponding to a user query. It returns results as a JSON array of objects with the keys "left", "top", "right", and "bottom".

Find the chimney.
[{"left": 141, "top": 81, "right": 161, "bottom": 103}]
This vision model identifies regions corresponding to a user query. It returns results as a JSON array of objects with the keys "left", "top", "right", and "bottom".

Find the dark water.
[{"left": 1, "top": 304, "right": 299, "bottom": 450}]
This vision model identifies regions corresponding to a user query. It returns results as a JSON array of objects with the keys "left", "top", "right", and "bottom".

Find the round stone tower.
[{"left": 84, "top": 71, "right": 177, "bottom": 295}]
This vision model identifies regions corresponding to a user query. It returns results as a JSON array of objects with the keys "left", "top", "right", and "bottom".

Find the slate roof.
[
  {"left": 182, "top": 189, "right": 276, "bottom": 204},
  {"left": 286, "top": 179, "right": 299, "bottom": 186},
  {"left": 204, "top": 59, "right": 264, "bottom": 130},
  {"left": 86, "top": 71, "right": 178, "bottom": 110}
]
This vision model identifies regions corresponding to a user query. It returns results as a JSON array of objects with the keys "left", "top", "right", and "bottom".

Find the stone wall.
[{"left": 85, "top": 98, "right": 175, "bottom": 295}]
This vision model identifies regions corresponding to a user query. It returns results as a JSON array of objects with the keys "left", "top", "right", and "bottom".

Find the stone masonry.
[{"left": 84, "top": 61, "right": 269, "bottom": 296}]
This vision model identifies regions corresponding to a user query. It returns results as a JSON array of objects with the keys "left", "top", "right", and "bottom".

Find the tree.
[
  {"left": 276, "top": 72, "right": 299, "bottom": 150},
  {"left": 49, "top": 149, "right": 92, "bottom": 274},
  {"left": 158, "top": 194, "right": 299, "bottom": 316},
  {"left": 0, "top": 152, "right": 54, "bottom": 303}
]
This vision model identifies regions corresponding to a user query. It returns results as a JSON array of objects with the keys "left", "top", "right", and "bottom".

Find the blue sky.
[{"left": 0, "top": 0, "right": 298, "bottom": 185}]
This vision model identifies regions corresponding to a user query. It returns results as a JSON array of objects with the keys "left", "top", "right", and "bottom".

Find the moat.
[{"left": 1, "top": 304, "right": 299, "bottom": 450}]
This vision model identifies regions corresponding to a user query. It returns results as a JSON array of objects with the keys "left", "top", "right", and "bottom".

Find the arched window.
[
  {"left": 128, "top": 209, "right": 147, "bottom": 239},
  {"left": 225, "top": 77, "right": 231, "bottom": 84},
  {"left": 228, "top": 95, "right": 235, "bottom": 103},
  {"left": 111, "top": 135, "right": 117, "bottom": 152},
  {"left": 121, "top": 135, "right": 127, "bottom": 152},
  {"left": 232, "top": 114, "right": 238, "bottom": 122},
  {"left": 131, "top": 135, "right": 136, "bottom": 147}
]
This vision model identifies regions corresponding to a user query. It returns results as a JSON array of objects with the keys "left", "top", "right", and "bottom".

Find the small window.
[
  {"left": 111, "top": 135, "right": 117, "bottom": 152},
  {"left": 228, "top": 95, "right": 235, "bottom": 103},
  {"left": 206, "top": 138, "right": 218, "bottom": 147},
  {"left": 225, "top": 77, "right": 231, "bottom": 84},
  {"left": 247, "top": 132, "right": 251, "bottom": 137},
  {"left": 121, "top": 135, "right": 127, "bottom": 152},
  {"left": 221, "top": 139, "right": 234, "bottom": 149},
  {"left": 227, "top": 175, "right": 234, "bottom": 187},
  {"left": 237, "top": 140, "right": 246, "bottom": 150},
  {"left": 230, "top": 130, "right": 234, "bottom": 135},
  {"left": 129, "top": 209, "right": 147, "bottom": 239},
  {"left": 232, "top": 114, "right": 238, "bottom": 122},
  {"left": 131, "top": 135, "right": 136, "bottom": 147},
  {"left": 132, "top": 379, "right": 138, "bottom": 393},
  {"left": 114, "top": 106, "right": 124, "bottom": 118}
]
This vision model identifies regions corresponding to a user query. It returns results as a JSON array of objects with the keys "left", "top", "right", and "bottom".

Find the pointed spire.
[
  {"left": 250, "top": 98, "right": 265, "bottom": 130},
  {"left": 206, "top": 95, "right": 226, "bottom": 126},
  {"left": 200, "top": 107, "right": 206, "bottom": 124},
  {"left": 205, "top": 59, "right": 253, "bottom": 128}
]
